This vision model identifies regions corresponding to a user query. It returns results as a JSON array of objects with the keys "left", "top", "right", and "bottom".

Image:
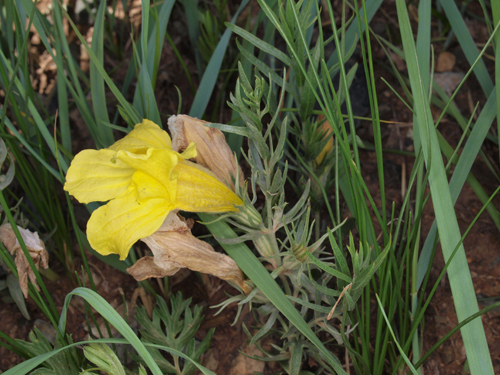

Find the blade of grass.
[
  {"left": 189, "top": 0, "right": 251, "bottom": 118},
  {"left": 493, "top": 0, "right": 500, "bottom": 163},
  {"left": 438, "top": 0, "right": 493, "bottom": 95},
  {"left": 395, "top": 0, "right": 493, "bottom": 373},
  {"left": 412, "top": 0, "right": 431, "bottom": 369},
  {"left": 58, "top": 4, "right": 142, "bottom": 126},
  {"left": 90, "top": 0, "right": 114, "bottom": 146},
  {"left": 414, "top": 301, "right": 500, "bottom": 369},
  {"left": 394, "top": 183, "right": 500, "bottom": 373},
  {"left": 417, "top": 89, "right": 499, "bottom": 288},
  {"left": 3, "top": 337, "right": 216, "bottom": 375},
  {"left": 375, "top": 295, "right": 418, "bottom": 375},
  {"left": 326, "top": 0, "right": 383, "bottom": 70},
  {"left": 58, "top": 288, "right": 163, "bottom": 375},
  {"left": 182, "top": 0, "right": 204, "bottom": 76}
]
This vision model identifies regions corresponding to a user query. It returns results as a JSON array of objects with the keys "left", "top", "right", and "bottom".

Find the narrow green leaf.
[
  {"left": 3, "top": 337, "right": 216, "bottom": 375},
  {"left": 376, "top": 295, "right": 418, "bottom": 375},
  {"left": 305, "top": 251, "right": 352, "bottom": 283},
  {"left": 226, "top": 23, "right": 291, "bottom": 66},
  {"left": 438, "top": 0, "right": 493, "bottom": 95},
  {"left": 7, "top": 274, "right": 30, "bottom": 320},
  {"left": 395, "top": 0, "right": 494, "bottom": 373},
  {"left": 59, "top": 288, "right": 163, "bottom": 375},
  {"left": 182, "top": 0, "right": 204, "bottom": 76},
  {"left": 417, "top": 91, "right": 498, "bottom": 288},
  {"left": 90, "top": 0, "right": 113, "bottom": 146},
  {"left": 189, "top": 0, "right": 251, "bottom": 118}
]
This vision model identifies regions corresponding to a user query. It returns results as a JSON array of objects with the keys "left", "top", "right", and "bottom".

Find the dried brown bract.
[
  {"left": 168, "top": 114, "right": 244, "bottom": 190},
  {"left": 127, "top": 211, "right": 251, "bottom": 294}
]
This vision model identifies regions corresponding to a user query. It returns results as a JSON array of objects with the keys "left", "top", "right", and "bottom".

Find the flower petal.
[
  {"left": 109, "top": 119, "right": 172, "bottom": 153},
  {"left": 64, "top": 149, "right": 135, "bottom": 204},
  {"left": 179, "top": 142, "right": 197, "bottom": 159},
  {"left": 117, "top": 148, "right": 179, "bottom": 203},
  {"left": 174, "top": 160, "right": 243, "bottom": 213},
  {"left": 87, "top": 191, "right": 174, "bottom": 260}
]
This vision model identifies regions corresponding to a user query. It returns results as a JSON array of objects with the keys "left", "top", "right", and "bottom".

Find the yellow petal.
[
  {"left": 87, "top": 191, "right": 174, "bottom": 260},
  {"left": 116, "top": 148, "right": 178, "bottom": 202},
  {"left": 109, "top": 119, "right": 172, "bottom": 153},
  {"left": 174, "top": 160, "right": 243, "bottom": 213},
  {"left": 179, "top": 142, "right": 197, "bottom": 159},
  {"left": 64, "top": 149, "right": 135, "bottom": 204},
  {"left": 132, "top": 169, "right": 173, "bottom": 202}
]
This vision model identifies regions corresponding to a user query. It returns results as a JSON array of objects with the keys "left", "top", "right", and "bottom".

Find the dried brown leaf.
[{"left": 0, "top": 224, "right": 49, "bottom": 298}]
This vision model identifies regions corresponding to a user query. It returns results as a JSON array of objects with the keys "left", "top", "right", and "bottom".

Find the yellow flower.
[{"left": 64, "top": 119, "right": 243, "bottom": 260}]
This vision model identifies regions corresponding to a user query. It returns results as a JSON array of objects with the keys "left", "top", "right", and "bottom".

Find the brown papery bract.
[
  {"left": 127, "top": 211, "right": 251, "bottom": 295},
  {"left": 168, "top": 114, "right": 244, "bottom": 191}
]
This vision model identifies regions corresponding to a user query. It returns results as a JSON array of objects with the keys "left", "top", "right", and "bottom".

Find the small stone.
[
  {"left": 228, "top": 344, "right": 265, "bottom": 375},
  {"left": 436, "top": 52, "right": 456, "bottom": 72},
  {"left": 34, "top": 319, "right": 57, "bottom": 345},
  {"left": 434, "top": 72, "right": 465, "bottom": 96},
  {"left": 388, "top": 50, "right": 406, "bottom": 71}
]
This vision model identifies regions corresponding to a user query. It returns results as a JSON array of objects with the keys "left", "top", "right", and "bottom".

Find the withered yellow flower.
[{"left": 64, "top": 119, "right": 243, "bottom": 260}]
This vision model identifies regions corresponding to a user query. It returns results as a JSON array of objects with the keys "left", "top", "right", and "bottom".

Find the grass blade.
[
  {"left": 395, "top": 1, "right": 493, "bottom": 373},
  {"left": 438, "top": 0, "right": 493, "bottom": 95},
  {"left": 58, "top": 288, "right": 163, "bottom": 375},
  {"left": 91, "top": 0, "right": 114, "bottom": 146},
  {"left": 189, "top": 0, "right": 251, "bottom": 118},
  {"left": 3, "top": 337, "right": 216, "bottom": 375}
]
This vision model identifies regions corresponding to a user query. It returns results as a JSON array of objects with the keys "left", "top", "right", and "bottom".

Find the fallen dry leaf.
[
  {"left": 0, "top": 224, "right": 48, "bottom": 298},
  {"left": 228, "top": 343, "right": 266, "bottom": 375},
  {"left": 127, "top": 256, "right": 181, "bottom": 280}
]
